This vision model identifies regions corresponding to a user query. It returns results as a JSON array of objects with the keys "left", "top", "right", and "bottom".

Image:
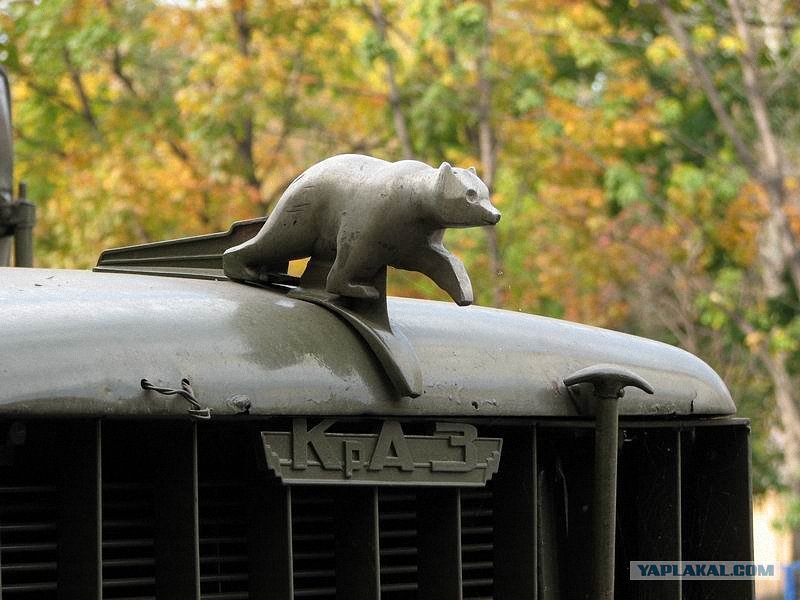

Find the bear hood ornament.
[
  {"left": 223, "top": 154, "right": 500, "bottom": 306},
  {"left": 223, "top": 154, "right": 501, "bottom": 400}
]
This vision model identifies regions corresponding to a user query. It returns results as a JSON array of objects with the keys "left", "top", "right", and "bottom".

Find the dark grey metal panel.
[
  {"left": 617, "top": 428, "right": 682, "bottom": 600},
  {"left": 418, "top": 488, "right": 462, "bottom": 600},
  {"left": 681, "top": 425, "right": 753, "bottom": 600},
  {"left": 0, "top": 67, "right": 12, "bottom": 268},
  {"left": 0, "top": 67, "right": 12, "bottom": 206},
  {"left": 152, "top": 422, "right": 200, "bottom": 599},
  {"left": 335, "top": 488, "right": 380, "bottom": 600},
  {"left": 494, "top": 428, "right": 536, "bottom": 600},
  {"left": 57, "top": 420, "right": 102, "bottom": 600},
  {"left": 0, "top": 268, "right": 734, "bottom": 418},
  {"left": 248, "top": 482, "right": 293, "bottom": 599}
]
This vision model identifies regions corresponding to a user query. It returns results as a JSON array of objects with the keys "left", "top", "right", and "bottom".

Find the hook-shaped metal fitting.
[
  {"left": 563, "top": 363, "right": 654, "bottom": 400},
  {"left": 141, "top": 377, "right": 212, "bottom": 420}
]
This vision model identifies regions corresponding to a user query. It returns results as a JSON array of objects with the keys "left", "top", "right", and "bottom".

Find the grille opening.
[
  {"left": 291, "top": 487, "right": 337, "bottom": 599},
  {"left": 616, "top": 428, "right": 681, "bottom": 599},
  {"left": 102, "top": 423, "right": 157, "bottom": 600},
  {"left": 198, "top": 427, "right": 250, "bottom": 600},
  {"left": 537, "top": 428, "right": 594, "bottom": 600},
  {"left": 461, "top": 488, "right": 494, "bottom": 600},
  {"left": 0, "top": 423, "right": 58, "bottom": 597},
  {"left": 379, "top": 490, "right": 418, "bottom": 599}
]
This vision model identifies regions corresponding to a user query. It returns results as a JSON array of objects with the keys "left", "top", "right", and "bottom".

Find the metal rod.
[
  {"left": 592, "top": 395, "right": 620, "bottom": 600},
  {"left": 13, "top": 184, "right": 35, "bottom": 268},
  {"left": 563, "top": 364, "right": 654, "bottom": 600},
  {"left": 0, "top": 235, "right": 11, "bottom": 267}
]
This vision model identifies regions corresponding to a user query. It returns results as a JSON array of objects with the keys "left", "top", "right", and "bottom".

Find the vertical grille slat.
[
  {"left": 247, "top": 481, "right": 293, "bottom": 600},
  {"left": 537, "top": 427, "right": 595, "bottom": 598},
  {"left": 418, "top": 488, "right": 463, "bottom": 600},
  {"left": 334, "top": 488, "right": 380, "bottom": 599},
  {"left": 57, "top": 420, "right": 102, "bottom": 599},
  {"left": 493, "top": 429, "right": 535, "bottom": 600},
  {"left": 153, "top": 422, "right": 200, "bottom": 599},
  {"left": 197, "top": 425, "right": 271, "bottom": 600}
]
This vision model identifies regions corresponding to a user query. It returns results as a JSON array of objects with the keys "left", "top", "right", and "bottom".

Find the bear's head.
[{"left": 432, "top": 162, "right": 501, "bottom": 228}]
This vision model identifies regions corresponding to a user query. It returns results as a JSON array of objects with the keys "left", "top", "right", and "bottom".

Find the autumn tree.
[{"left": 628, "top": 0, "right": 800, "bottom": 557}]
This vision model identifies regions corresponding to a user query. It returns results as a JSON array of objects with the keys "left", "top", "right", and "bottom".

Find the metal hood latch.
[{"left": 564, "top": 364, "right": 655, "bottom": 600}]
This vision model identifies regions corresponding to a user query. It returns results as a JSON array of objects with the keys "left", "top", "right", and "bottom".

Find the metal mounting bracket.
[{"left": 288, "top": 259, "right": 423, "bottom": 399}]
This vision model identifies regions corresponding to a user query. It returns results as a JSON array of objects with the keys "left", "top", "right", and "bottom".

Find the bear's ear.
[
  {"left": 436, "top": 161, "right": 460, "bottom": 197},
  {"left": 468, "top": 166, "right": 477, "bottom": 174}
]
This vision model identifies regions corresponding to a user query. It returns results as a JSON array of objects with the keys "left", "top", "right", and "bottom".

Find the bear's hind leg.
[{"left": 325, "top": 235, "right": 380, "bottom": 300}]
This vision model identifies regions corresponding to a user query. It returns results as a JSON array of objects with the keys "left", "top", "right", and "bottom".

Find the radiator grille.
[
  {"left": 379, "top": 490, "right": 418, "bottom": 599},
  {"left": 0, "top": 423, "right": 58, "bottom": 598},
  {"left": 101, "top": 481, "right": 156, "bottom": 599},
  {"left": 291, "top": 487, "right": 337, "bottom": 599},
  {"left": 198, "top": 481, "right": 248, "bottom": 600},
  {"left": 0, "top": 419, "right": 753, "bottom": 600},
  {"left": 461, "top": 488, "right": 494, "bottom": 600},
  {"left": 0, "top": 484, "right": 58, "bottom": 597}
]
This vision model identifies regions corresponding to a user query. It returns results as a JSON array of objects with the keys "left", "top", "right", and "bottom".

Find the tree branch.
[
  {"left": 229, "top": 0, "right": 262, "bottom": 193},
  {"left": 62, "top": 47, "right": 100, "bottom": 132},
  {"left": 656, "top": 0, "right": 758, "bottom": 173},
  {"left": 367, "top": 0, "right": 414, "bottom": 159},
  {"left": 726, "top": 0, "right": 783, "bottom": 180},
  {"left": 477, "top": 0, "right": 505, "bottom": 307}
]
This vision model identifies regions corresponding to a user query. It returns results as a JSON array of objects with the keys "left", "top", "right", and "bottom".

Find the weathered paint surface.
[{"left": 0, "top": 268, "right": 733, "bottom": 417}]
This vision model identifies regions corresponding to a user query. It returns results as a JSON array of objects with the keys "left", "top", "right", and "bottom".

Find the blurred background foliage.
[{"left": 2, "top": 0, "right": 800, "bottom": 550}]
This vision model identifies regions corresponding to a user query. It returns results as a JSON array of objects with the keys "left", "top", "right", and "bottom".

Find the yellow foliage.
[
  {"left": 646, "top": 35, "right": 683, "bottom": 66},
  {"left": 718, "top": 34, "right": 744, "bottom": 55}
]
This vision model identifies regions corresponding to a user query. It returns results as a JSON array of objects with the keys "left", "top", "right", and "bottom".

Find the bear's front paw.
[{"left": 452, "top": 286, "right": 474, "bottom": 307}]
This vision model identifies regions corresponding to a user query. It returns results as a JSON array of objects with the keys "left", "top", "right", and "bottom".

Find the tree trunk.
[
  {"left": 369, "top": 0, "right": 414, "bottom": 159},
  {"left": 760, "top": 349, "right": 800, "bottom": 558},
  {"left": 476, "top": 0, "right": 504, "bottom": 307},
  {"left": 659, "top": 0, "right": 800, "bottom": 559},
  {"left": 230, "top": 0, "right": 262, "bottom": 196}
]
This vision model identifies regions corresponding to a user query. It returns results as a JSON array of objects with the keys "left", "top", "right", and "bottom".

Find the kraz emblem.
[{"left": 261, "top": 419, "right": 503, "bottom": 486}]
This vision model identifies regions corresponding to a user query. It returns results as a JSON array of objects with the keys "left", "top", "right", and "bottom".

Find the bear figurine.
[{"left": 223, "top": 154, "right": 501, "bottom": 306}]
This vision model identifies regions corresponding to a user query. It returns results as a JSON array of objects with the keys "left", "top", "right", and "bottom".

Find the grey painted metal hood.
[{"left": 0, "top": 268, "right": 734, "bottom": 418}]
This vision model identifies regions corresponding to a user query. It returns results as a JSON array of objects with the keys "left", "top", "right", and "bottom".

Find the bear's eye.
[{"left": 466, "top": 189, "right": 478, "bottom": 202}]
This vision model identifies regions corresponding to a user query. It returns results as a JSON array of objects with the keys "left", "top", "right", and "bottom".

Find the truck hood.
[{"left": 0, "top": 268, "right": 733, "bottom": 418}]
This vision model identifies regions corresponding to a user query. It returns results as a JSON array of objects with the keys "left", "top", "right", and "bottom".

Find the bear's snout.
[{"left": 483, "top": 208, "right": 501, "bottom": 225}]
